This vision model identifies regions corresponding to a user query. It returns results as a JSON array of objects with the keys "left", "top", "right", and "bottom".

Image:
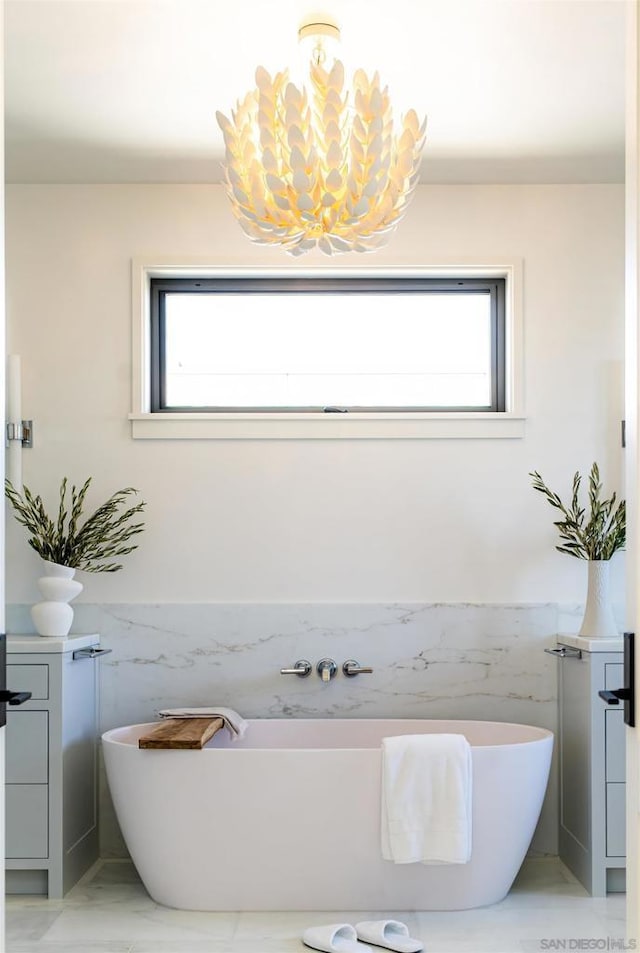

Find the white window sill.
[{"left": 129, "top": 412, "right": 526, "bottom": 440}]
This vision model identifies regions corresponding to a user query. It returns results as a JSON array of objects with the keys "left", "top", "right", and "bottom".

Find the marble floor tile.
[
  {"left": 5, "top": 857, "right": 633, "bottom": 953},
  {"left": 38, "top": 905, "right": 238, "bottom": 946},
  {"left": 8, "top": 945, "right": 133, "bottom": 953},
  {"left": 130, "top": 945, "right": 244, "bottom": 953},
  {"left": 418, "top": 914, "right": 618, "bottom": 953},
  {"left": 86, "top": 861, "right": 142, "bottom": 885},
  {"left": 5, "top": 908, "right": 65, "bottom": 944}
]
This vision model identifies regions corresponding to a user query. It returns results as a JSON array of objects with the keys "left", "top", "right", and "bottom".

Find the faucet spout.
[{"left": 316, "top": 658, "right": 337, "bottom": 682}]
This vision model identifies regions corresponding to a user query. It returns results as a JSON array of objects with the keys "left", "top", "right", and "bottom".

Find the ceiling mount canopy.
[
  {"left": 297, "top": 17, "right": 341, "bottom": 55},
  {"left": 216, "top": 14, "right": 426, "bottom": 256}
]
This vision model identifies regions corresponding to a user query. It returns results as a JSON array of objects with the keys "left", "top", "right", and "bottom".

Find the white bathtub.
[{"left": 102, "top": 718, "right": 553, "bottom": 911}]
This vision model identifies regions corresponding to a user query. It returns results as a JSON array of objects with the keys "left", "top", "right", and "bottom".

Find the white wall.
[{"left": 4, "top": 183, "right": 625, "bottom": 608}]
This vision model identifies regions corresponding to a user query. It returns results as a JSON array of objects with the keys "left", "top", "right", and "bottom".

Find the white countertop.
[
  {"left": 557, "top": 633, "right": 624, "bottom": 653},
  {"left": 7, "top": 633, "right": 100, "bottom": 654}
]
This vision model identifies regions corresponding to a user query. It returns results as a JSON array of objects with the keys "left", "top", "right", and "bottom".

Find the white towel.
[
  {"left": 157, "top": 707, "right": 247, "bottom": 742},
  {"left": 381, "top": 733, "right": 472, "bottom": 865}
]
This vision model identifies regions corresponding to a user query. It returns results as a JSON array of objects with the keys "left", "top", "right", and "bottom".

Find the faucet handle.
[
  {"left": 342, "top": 659, "right": 373, "bottom": 677},
  {"left": 280, "top": 660, "right": 312, "bottom": 677}
]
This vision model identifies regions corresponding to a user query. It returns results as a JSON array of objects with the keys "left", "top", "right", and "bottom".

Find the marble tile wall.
[{"left": 8, "top": 602, "right": 563, "bottom": 858}]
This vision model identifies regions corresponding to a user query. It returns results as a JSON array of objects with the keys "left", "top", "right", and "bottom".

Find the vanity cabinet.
[
  {"left": 556, "top": 635, "right": 625, "bottom": 895},
  {"left": 5, "top": 633, "right": 103, "bottom": 898}
]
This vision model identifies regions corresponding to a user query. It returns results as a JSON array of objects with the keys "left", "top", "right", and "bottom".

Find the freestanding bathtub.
[{"left": 102, "top": 718, "right": 553, "bottom": 911}]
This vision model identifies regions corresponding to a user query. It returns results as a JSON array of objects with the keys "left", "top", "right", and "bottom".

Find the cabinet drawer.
[
  {"left": 7, "top": 664, "right": 49, "bottom": 700},
  {"left": 606, "top": 782, "right": 626, "bottom": 857},
  {"left": 605, "top": 662, "right": 624, "bottom": 690},
  {"left": 6, "top": 785, "right": 48, "bottom": 858},
  {"left": 605, "top": 709, "right": 626, "bottom": 782},
  {"left": 5, "top": 711, "right": 48, "bottom": 783}
]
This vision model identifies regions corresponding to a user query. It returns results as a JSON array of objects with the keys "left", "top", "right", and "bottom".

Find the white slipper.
[
  {"left": 303, "top": 922, "right": 373, "bottom": 952},
  {"left": 355, "top": 920, "right": 423, "bottom": 953}
]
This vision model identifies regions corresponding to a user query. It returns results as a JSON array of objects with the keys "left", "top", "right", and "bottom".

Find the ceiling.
[{"left": 4, "top": 0, "right": 627, "bottom": 186}]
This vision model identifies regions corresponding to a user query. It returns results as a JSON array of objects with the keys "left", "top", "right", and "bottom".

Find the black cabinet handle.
[
  {"left": 0, "top": 690, "right": 32, "bottom": 706},
  {"left": 599, "top": 688, "right": 630, "bottom": 705}
]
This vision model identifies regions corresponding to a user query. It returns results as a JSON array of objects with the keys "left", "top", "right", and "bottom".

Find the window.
[
  {"left": 149, "top": 277, "right": 506, "bottom": 414},
  {"left": 131, "top": 263, "right": 524, "bottom": 440}
]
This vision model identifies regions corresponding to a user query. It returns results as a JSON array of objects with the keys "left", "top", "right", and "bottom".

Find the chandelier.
[{"left": 216, "top": 17, "right": 426, "bottom": 256}]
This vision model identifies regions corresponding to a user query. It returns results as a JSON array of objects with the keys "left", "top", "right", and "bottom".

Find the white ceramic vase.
[
  {"left": 31, "top": 561, "right": 83, "bottom": 638},
  {"left": 577, "top": 559, "right": 618, "bottom": 639}
]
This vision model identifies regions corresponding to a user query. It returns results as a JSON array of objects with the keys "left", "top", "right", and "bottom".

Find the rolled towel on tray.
[{"left": 157, "top": 706, "right": 247, "bottom": 741}]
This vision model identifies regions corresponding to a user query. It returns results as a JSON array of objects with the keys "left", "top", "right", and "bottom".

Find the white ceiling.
[{"left": 4, "top": 0, "right": 627, "bottom": 185}]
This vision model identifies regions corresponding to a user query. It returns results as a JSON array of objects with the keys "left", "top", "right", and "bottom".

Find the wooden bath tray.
[{"left": 138, "top": 717, "right": 224, "bottom": 749}]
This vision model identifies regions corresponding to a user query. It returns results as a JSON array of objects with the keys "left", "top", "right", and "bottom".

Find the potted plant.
[
  {"left": 5, "top": 476, "right": 146, "bottom": 637},
  {"left": 529, "top": 462, "right": 625, "bottom": 638}
]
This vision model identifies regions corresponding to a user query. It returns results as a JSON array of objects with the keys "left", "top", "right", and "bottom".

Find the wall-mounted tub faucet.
[
  {"left": 280, "top": 660, "right": 312, "bottom": 677},
  {"left": 280, "top": 658, "right": 372, "bottom": 680},
  {"left": 317, "top": 658, "right": 337, "bottom": 682}
]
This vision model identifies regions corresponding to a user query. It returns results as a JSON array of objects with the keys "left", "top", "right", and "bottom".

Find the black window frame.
[{"left": 149, "top": 276, "right": 506, "bottom": 413}]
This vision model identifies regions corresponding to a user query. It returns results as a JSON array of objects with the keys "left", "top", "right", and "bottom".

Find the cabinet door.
[
  {"left": 603, "top": 663, "right": 626, "bottom": 857},
  {"left": 6, "top": 711, "right": 48, "bottom": 783},
  {"left": 605, "top": 709, "right": 625, "bottom": 782},
  {"left": 560, "top": 656, "right": 591, "bottom": 848},
  {"left": 62, "top": 654, "right": 98, "bottom": 851},
  {"left": 606, "top": 783, "right": 626, "bottom": 856},
  {"left": 5, "top": 785, "right": 48, "bottom": 858}
]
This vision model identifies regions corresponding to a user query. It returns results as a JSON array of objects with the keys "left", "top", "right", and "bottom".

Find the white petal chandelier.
[{"left": 216, "top": 17, "right": 426, "bottom": 256}]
